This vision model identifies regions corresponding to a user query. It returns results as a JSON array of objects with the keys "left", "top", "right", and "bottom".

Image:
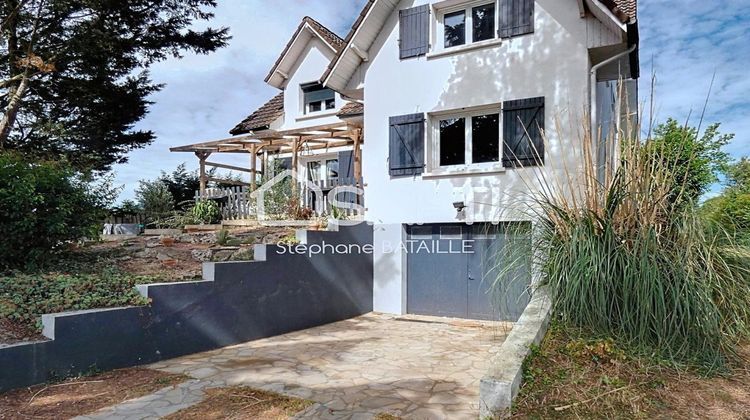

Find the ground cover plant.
[{"left": 0, "top": 245, "right": 160, "bottom": 333}]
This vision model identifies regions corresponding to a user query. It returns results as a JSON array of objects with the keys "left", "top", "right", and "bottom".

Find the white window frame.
[
  {"left": 300, "top": 82, "right": 337, "bottom": 116},
  {"left": 431, "top": 0, "right": 500, "bottom": 55},
  {"left": 425, "top": 104, "right": 505, "bottom": 177},
  {"left": 302, "top": 154, "right": 340, "bottom": 185}
]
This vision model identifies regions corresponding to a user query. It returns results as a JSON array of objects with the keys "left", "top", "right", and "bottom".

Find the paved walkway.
[{"left": 77, "top": 313, "right": 511, "bottom": 419}]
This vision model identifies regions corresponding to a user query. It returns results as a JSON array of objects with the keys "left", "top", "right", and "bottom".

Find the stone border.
[
  {"left": 143, "top": 229, "right": 184, "bottom": 236},
  {"left": 479, "top": 288, "right": 552, "bottom": 418}
]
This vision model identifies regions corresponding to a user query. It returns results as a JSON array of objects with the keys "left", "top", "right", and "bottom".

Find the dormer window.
[{"left": 302, "top": 82, "right": 335, "bottom": 114}]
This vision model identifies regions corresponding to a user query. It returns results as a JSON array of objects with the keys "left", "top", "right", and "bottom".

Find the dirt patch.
[
  {"left": 511, "top": 326, "right": 750, "bottom": 419},
  {"left": 0, "top": 318, "right": 45, "bottom": 346},
  {"left": 0, "top": 368, "right": 187, "bottom": 419},
  {"left": 164, "top": 386, "right": 313, "bottom": 420}
]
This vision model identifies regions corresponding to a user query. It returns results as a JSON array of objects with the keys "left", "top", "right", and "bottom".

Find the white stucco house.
[
  {"left": 173, "top": 0, "right": 639, "bottom": 322},
  {"left": 320, "top": 0, "right": 639, "bottom": 320}
]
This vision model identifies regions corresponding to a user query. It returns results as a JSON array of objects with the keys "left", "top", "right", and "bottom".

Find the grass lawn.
[{"left": 512, "top": 325, "right": 750, "bottom": 419}]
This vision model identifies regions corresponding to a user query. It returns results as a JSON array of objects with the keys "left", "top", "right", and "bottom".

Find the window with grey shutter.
[
  {"left": 503, "top": 97, "right": 544, "bottom": 167},
  {"left": 399, "top": 5, "right": 430, "bottom": 59},
  {"left": 498, "top": 0, "right": 534, "bottom": 38},
  {"left": 389, "top": 113, "right": 425, "bottom": 177}
]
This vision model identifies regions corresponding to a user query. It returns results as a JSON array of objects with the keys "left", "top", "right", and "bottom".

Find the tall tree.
[{"left": 0, "top": 0, "right": 229, "bottom": 170}]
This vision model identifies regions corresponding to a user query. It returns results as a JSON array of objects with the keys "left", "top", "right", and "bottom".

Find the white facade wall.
[
  {"left": 278, "top": 37, "right": 346, "bottom": 131},
  {"left": 361, "top": 0, "right": 598, "bottom": 313}
]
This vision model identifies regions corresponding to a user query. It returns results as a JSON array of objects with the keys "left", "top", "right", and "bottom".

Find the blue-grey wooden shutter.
[
  {"left": 503, "top": 97, "right": 544, "bottom": 167},
  {"left": 336, "top": 150, "right": 357, "bottom": 204},
  {"left": 399, "top": 5, "right": 430, "bottom": 59},
  {"left": 389, "top": 113, "right": 425, "bottom": 177},
  {"left": 338, "top": 150, "right": 355, "bottom": 184},
  {"left": 498, "top": 0, "right": 534, "bottom": 38}
]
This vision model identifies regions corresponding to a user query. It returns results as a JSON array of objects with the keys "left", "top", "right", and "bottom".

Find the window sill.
[
  {"left": 296, "top": 110, "right": 338, "bottom": 122},
  {"left": 422, "top": 165, "right": 506, "bottom": 179},
  {"left": 427, "top": 38, "right": 503, "bottom": 59}
]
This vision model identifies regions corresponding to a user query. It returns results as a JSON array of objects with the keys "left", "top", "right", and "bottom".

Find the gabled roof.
[
  {"left": 323, "top": 0, "right": 638, "bottom": 92},
  {"left": 230, "top": 92, "right": 284, "bottom": 135},
  {"left": 265, "top": 16, "right": 345, "bottom": 89}
]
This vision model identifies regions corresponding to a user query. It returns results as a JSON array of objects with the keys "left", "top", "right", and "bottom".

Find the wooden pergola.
[{"left": 170, "top": 121, "right": 363, "bottom": 195}]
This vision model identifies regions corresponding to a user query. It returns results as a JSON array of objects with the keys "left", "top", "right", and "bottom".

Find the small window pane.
[
  {"left": 444, "top": 10, "right": 466, "bottom": 48},
  {"left": 325, "top": 98, "right": 336, "bottom": 110},
  {"left": 307, "top": 161, "right": 321, "bottom": 182},
  {"left": 472, "top": 114, "right": 500, "bottom": 163},
  {"left": 440, "top": 226, "right": 462, "bottom": 239},
  {"left": 308, "top": 101, "right": 322, "bottom": 113},
  {"left": 473, "top": 4, "right": 495, "bottom": 42},
  {"left": 410, "top": 225, "right": 433, "bottom": 239},
  {"left": 440, "top": 118, "right": 466, "bottom": 166},
  {"left": 326, "top": 159, "right": 339, "bottom": 180}
]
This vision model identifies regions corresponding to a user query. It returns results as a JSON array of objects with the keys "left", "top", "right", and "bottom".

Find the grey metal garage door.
[{"left": 406, "top": 223, "right": 531, "bottom": 321}]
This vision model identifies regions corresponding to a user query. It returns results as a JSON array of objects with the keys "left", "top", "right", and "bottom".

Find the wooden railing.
[{"left": 194, "top": 178, "right": 364, "bottom": 221}]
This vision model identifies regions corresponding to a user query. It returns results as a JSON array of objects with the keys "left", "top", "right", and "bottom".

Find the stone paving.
[{"left": 77, "top": 313, "right": 512, "bottom": 420}]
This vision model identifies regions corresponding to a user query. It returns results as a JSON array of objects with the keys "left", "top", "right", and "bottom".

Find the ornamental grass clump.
[{"left": 510, "top": 108, "right": 750, "bottom": 370}]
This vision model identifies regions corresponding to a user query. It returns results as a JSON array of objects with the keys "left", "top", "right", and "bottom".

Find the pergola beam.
[{"left": 170, "top": 121, "right": 362, "bottom": 154}]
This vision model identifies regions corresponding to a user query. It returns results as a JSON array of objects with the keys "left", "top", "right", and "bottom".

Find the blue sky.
[{"left": 112, "top": 0, "right": 750, "bottom": 201}]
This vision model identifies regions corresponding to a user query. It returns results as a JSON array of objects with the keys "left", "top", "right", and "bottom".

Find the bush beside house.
[{"left": 0, "top": 152, "right": 116, "bottom": 268}]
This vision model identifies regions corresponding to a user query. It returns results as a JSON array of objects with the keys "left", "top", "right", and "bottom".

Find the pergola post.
[
  {"left": 195, "top": 151, "right": 211, "bottom": 197},
  {"left": 250, "top": 145, "right": 258, "bottom": 192},
  {"left": 291, "top": 137, "right": 300, "bottom": 193},
  {"left": 353, "top": 129, "right": 362, "bottom": 186},
  {"left": 261, "top": 148, "right": 268, "bottom": 181}
]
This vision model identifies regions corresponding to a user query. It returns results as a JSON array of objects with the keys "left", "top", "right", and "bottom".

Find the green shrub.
[
  {"left": 0, "top": 269, "right": 152, "bottom": 329},
  {"left": 191, "top": 200, "right": 221, "bottom": 224},
  {"left": 0, "top": 153, "right": 115, "bottom": 267},
  {"left": 135, "top": 179, "right": 174, "bottom": 225},
  {"left": 216, "top": 229, "right": 230, "bottom": 246}
]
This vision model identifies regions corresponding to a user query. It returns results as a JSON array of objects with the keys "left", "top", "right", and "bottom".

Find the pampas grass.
[{"left": 492, "top": 88, "right": 750, "bottom": 370}]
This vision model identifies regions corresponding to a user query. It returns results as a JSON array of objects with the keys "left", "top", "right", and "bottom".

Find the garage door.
[{"left": 406, "top": 223, "right": 531, "bottom": 321}]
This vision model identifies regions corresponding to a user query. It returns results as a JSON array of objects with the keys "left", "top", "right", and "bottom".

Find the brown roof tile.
[
  {"left": 304, "top": 16, "right": 345, "bottom": 51},
  {"left": 337, "top": 101, "right": 364, "bottom": 117},
  {"left": 602, "top": 0, "right": 637, "bottom": 23},
  {"left": 230, "top": 92, "right": 284, "bottom": 135}
]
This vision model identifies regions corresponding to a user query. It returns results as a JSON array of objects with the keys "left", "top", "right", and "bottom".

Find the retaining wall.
[{"left": 0, "top": 223, "right": 373, "bottom": 392}]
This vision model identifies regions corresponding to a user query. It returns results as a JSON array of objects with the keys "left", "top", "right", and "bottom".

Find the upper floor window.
[
  {"left": 302, "top": 83, "right": 335, "bottom": 114},
  {"left": 440, "top": 2, "right": 496, "bottom": 50},
  {"left": 398, "top": 1, "right": 533, "bottom": 59}
]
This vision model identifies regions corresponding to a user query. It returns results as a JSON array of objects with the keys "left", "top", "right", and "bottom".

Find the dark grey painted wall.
[{"left": 0, "top": 223, "right": 373, "bottom": 392}]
